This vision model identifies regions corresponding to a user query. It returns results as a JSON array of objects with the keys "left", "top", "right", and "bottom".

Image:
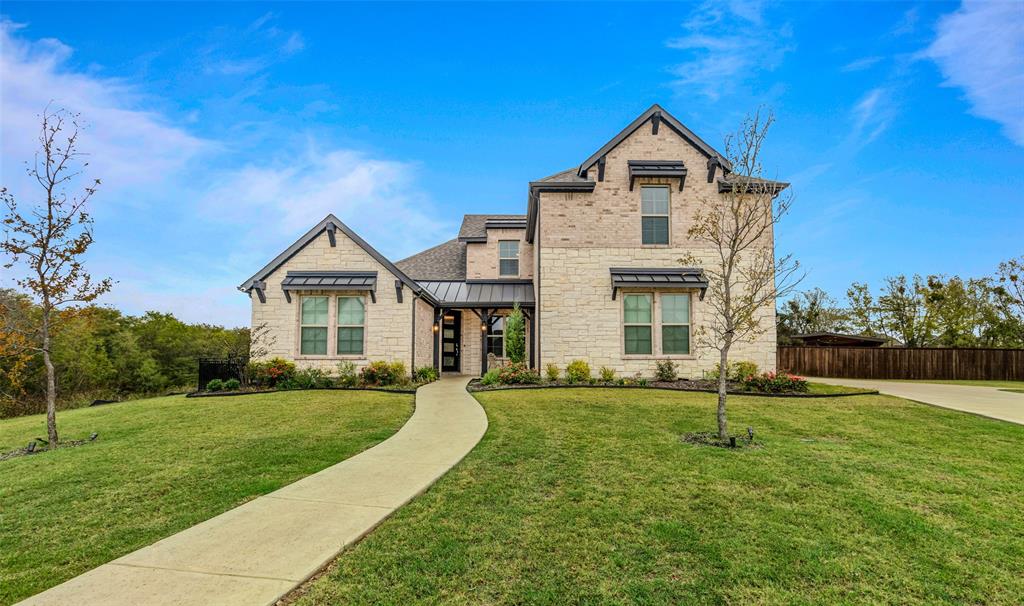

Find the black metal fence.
[{"left": 197, "top": 357, "right": 248, "bottom": 390}]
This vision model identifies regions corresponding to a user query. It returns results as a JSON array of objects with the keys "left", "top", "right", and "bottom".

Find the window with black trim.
[{"left": 487, "top": 316, "right": 505, "bottom": 357}]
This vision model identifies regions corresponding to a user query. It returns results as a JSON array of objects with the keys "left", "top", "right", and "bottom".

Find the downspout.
[
  {"left": 536, "top": 196, "right": 542, "bottom": 371},
  {"left": 411, "top": 295, "right": 416, "bottom": 372}
]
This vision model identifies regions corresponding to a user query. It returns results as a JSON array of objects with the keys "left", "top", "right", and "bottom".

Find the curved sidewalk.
[{"left": 19, "top": 376, "right": 486, "bottom": 606}]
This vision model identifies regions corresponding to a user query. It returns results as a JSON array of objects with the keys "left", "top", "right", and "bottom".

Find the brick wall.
[{"left": 465, "top": 228, "right": 534, "bottom": 279}]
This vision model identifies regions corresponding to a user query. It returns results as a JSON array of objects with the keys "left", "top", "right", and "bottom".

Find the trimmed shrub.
[
  {"left": 742, "top": 371, "right": 808, "bottom": 393},
  {"left": 336, "top": 361, "right": 359, "bottom": 387},
  {"left": 205, "top": 379, "right": 224, "bottom": 392},
  {"left": 359, "top": 361, "right": 407, "bottom": 386},
  {"left": 223, "top": 378, "right": 241, "bottom": 391},
  {"left": 281, "top": 368, "right": 333, "bottom": 390},
  {"left": 414, "top": 366, "right": 439, "bottom": 383},
  {"left": 248, "top": 357, "right": 296, "bottom": 387},
  {"left": 545, "top": 363, "right": 559, "bottom": 382},
  {"left": 707, "top": 360, "right": 760, "bottom": 382},
  {"left": 497, "top": 362, "right": 541, "bottom": 385},
  {"left": 565, "top": 359, "right": 591, "bottom": 384},
  {"left": 599, "top": 366, "right": 616, "bottom": 382},
  {"left": 655, "top": 359, "right": 678, "bottom": 382},
  {"left": 480, "top": 369, "right": 501, "bottom": 386}
]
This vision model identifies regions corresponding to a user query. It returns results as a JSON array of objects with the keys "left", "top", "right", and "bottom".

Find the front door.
[{"left": 441, "top": 311, "right": 461, "bottom": 372}]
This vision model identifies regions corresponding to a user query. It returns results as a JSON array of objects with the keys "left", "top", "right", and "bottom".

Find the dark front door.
[{"left": 441, "top": 311, "right": 461, "bottom": 372}]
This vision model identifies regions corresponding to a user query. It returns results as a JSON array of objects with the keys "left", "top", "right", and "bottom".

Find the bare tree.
[
  {"left": 683, "top": 110, "right": 802, "bottom": 440},
  {"left": 1, "top": 107, "right": 112, "bottom": 447}
]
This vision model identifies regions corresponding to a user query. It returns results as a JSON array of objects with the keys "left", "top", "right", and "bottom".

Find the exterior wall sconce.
[
  {"left": 432, "top": 323, "right": 439, "bottom": 333},
  {"left": 480, "top": 323, "right": 488, "bottom": 332}
]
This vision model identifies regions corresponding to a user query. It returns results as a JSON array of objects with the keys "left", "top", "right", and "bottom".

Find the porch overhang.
[
  {"left": 610, "top": 268, "right": 708, "bottom": 300},
  {"left": 417, "top": 279, "right": 535, "bottom": 309}
]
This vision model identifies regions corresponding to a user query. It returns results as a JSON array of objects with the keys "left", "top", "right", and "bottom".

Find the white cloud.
[
  {"left": 841, "top": 56, "right": 884, "bottom": 72},
  {"left": 666, "top": 1, "right": 794, "bottom": 100},
  {"left": 849, "top": 87, "right": 896, "bottom": 146},
  {"left": 923, "top": 0, "right": 1024, "bottom": 146}
]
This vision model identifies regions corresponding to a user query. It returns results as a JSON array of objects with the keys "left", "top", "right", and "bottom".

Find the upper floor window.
[
  {"left": 499, "top": 240, "right": 520, "bottom": 276},
  {"left": 300, "top": 296, "right": 329, "bottom": 355},
  {"left": 641, "top": 186, "right": 670, "bottom": 245}
]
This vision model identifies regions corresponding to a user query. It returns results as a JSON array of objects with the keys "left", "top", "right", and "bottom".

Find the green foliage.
[
  {"left": 504, "top": 304, "right": 526, "bottom": 364},
  {"left": 777, "top": 288, "right": 849, "bottom": 344},
  {"left": 599, "top": 366, "right": 616, "bottom": 382},
  {"left": 359, "top": 361, "right": 407, "bottom": 386},
  {"left": 707, "top": 361, "right": 760, "bottom": 382},
  {"left": 248, "top": 358, "right": 296, "bottom": 388},
  {"left": 205, "top": 379, "right": 224, "bottom": 392},
  {"left": 414, "top": 366, "right": 439, "bottom": 383},
  {"left": 545, "top": 363, "right": 559, "bottom": 382},
  {"left": 654, "top": 359, "right": 678, "bottom": 382},
  {"left": 565, "top": 359, "right": 591, "bottom": 384},
  {"left": 497, "top": 363, "right": 541, "bottom": 385},
  {"left": 223, "top": 378, "right": 241, "bottom": 391},
  {"left": 742, "top": 371, "right": 808, "bottom": 393},
  {"left": 281, "top": 368, "right": 333, "bottom": 390},
  {"left": 480, "top": 369, "right": 501, "bottom": 386},
  {"left": 336, "top": 361, "right": 359, "bottom": 387}
]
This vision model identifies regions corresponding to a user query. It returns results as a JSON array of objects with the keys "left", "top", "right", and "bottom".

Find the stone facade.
[
  {"left": 534, "top": 123, "right": 776, "bottom": 377},
  {"left": 414, "top": 297, "right": 436, "bottom": 369},
  {"left": 465, "top": 228, "right": 534, "bottom": 280},
  {"left": 251, "top": 229, "right": 414, "bottom": 372}
]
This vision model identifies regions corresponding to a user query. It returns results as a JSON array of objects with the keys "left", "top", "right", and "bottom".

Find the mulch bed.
[
  {"left": 468, "top": 379, "right": 877, "bottom": 398},
  {"left": 0, "top": 437, "right": 96, "bottom": 462}
]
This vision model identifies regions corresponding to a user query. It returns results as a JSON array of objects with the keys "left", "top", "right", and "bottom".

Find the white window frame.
[
  {"left": 622, "top": 293, "right": 654, "bottom": 356},
  {"left": 336, "top": 295, "right": 366, "bottom": 356},
  {"left": 299, "top": 295, "right": 329, "bottom": 356},
  {"left": 498, "top": 240, "right": 520, "bottom": 277},
  {"left": 640, "top": 186, "right": 670, "bottom": 246},
  {"left": 659, "top": 293, "right": 691, "bottom": 355}
]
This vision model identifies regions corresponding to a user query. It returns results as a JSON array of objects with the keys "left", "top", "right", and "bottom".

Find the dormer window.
[
  {"left": 499, "top": 240, "right": 520, "bottom": 276},
  {"left": 641, "top": 186, "right": 670, "bottom": 245}
]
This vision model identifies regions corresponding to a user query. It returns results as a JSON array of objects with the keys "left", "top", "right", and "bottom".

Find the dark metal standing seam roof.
[
  {"left": 610, "top": 268, "right": 708, "bottom": 299},
  {"left": 417, "top": 280, "right": 535, "bottom": 307},
  {"left": 627, "top": 160, "right": 687, "bottom": 191},
  {"left": 281, "top": 271, "right": 378, "bottom": 291}
]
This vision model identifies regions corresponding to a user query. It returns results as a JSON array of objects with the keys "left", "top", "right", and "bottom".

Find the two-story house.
[{"left": 239, "top": 104, "right": 786, "bottom": 377}]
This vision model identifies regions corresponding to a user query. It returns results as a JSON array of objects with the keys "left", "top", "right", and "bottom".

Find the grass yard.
[
  {"left": 0, "top": 390, "right": 412, "bottom": 605},
  {"left": 804, "top": 381, "right": 874, "bottom": 395},
  {"left": 295, "top": 388, "right": 1023, "bottom": 605}
]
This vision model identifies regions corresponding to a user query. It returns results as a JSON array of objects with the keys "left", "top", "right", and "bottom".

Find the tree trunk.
[
  {"left": 42, "top": 313, "right": 58, "bottom": 448},
  {"left": 717, "top": 344, "right": 730, "bottom": 440}
]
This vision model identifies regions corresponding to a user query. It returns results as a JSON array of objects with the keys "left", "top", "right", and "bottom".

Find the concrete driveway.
[{"left": 810, "top": 378, "right": 1024, "bottom": 426}]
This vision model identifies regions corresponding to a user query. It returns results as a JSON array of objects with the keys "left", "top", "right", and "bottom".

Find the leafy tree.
[
  {"left": 1, "top": 107, "right": 112, "bottom": 446},
  {"left": 504, "top": 303, "right": 526, "bottom": 365},
  {"left": 777, "top": 288, "right": 849, "bottom": 343},
  {"left": 683, "top": 110, "right": 802, "bottom": 440}
]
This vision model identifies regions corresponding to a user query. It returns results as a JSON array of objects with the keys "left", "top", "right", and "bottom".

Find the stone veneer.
[
  {"left": 251, "top": 229, "right": 414, "bottom": 371},
  {"left": 465, "top": 227, "right": 534, "bottom": 280},
  {"left": 535, "top": 121, "right": 776, "bottom": 377}
]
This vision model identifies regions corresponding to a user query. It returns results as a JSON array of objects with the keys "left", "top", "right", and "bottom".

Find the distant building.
[{"left": 791, "top": 332, "right": 888, "bottom": 347}]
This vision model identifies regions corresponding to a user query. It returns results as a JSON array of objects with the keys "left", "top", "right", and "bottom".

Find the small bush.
[
  {"left": 707, "top": 360, "right": 760, "bottom": 382},
  {"left": 498, "top": 362, "right": 541, "bottom": 385},
  {"left": 359, "top": 360, "right": 407, "bottom": 386},
  {"left": 480, "top": 369, "right": 501, "bottom": 386},
  {"left": 281, "top": 368, "right": 333, "bottom": 390},
  {"left": 545, "top": 363, "right": 560, "bottom": 382},
  {"left": 742, "top": 371, "right": 808, "bottom": 393},
  {"left": 565, "top": 359, "right": 591, "bottom": 384},
  {"left": 336, "top": 361, "right": 359, "bottom": 387},
  {"left": 599, "top": 366, "right": 616, "bottom": 382},
  {"left": 223, "top": 378, "right": 241, "bottom": 391},
  {"left": 414, "top": 366, "right": 439, "bottom": 383},
  {"left": 247, "top": 357, "right": 296, "bottom": 387},
  {"left": 205, "top": 379, "right": 224, "bottom": 392},
  {"left": 655, "top": 359, "right": 678, "bottom": 382},
  {"left": 623, "top": 372, "right": 648, "bottom": 387}
]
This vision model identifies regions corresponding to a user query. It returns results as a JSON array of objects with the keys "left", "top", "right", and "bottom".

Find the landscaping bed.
[{"left": 468, "top": 377, "right": 876, "bottom": 397}]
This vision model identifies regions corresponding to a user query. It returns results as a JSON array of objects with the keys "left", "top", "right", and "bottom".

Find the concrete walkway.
[
  {"left": 810, "top": 377, "right": 1024, "bottom": 425},
  {"left": 19, "top": 376, "right": 487, "bottom": 606}
]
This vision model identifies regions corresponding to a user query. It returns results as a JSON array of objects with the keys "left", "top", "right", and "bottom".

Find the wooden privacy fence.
[{"left": 777, "top": 347, "right": 1024, "bottom": 381}]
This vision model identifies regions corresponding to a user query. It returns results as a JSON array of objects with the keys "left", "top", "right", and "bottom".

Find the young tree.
[
  {"left": 1, "top": 107, "right": 112, "bottom": 446},
  {"left": 684, "top": 110, "right": 802, "bottom": 440},
  {"left": 504, "top": 303, "right": 526, "bottom": 365}
]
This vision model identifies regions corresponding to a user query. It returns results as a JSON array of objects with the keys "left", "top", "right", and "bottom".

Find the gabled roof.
[
  {"left": 457, "top": 214, "right": 527, "bottom": 242},
  {"left": 238, "top": 214, "right": 432, "bottom": 301},
  {"left": 395, "top": 238, "right": 467, "bottom": 281},
  {"left": 577, "top": 104, "right": 732, "bottom": 176}
]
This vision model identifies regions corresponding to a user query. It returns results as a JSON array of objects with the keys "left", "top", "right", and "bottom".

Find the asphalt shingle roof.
[
  {"left": 457, "top": 214, "right": 527, "bottom": 241},
  {"left": 395, "top": 238, "right": 467, "bottom": 281}
]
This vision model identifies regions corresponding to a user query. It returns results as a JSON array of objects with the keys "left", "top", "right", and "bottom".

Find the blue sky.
[{"left": 1, "top": 1, "right": 1021, "bottom": 327}]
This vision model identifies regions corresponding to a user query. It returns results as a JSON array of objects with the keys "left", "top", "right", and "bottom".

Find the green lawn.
[
  {"left": 296, "top": 388, "right": 1023, "bottom": 605},
  {"left": 0, "top": 390, "right": 412, "bottom": 605},
  {"left": 805, "top": 381, "right": 874, "bottom": 395}
]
